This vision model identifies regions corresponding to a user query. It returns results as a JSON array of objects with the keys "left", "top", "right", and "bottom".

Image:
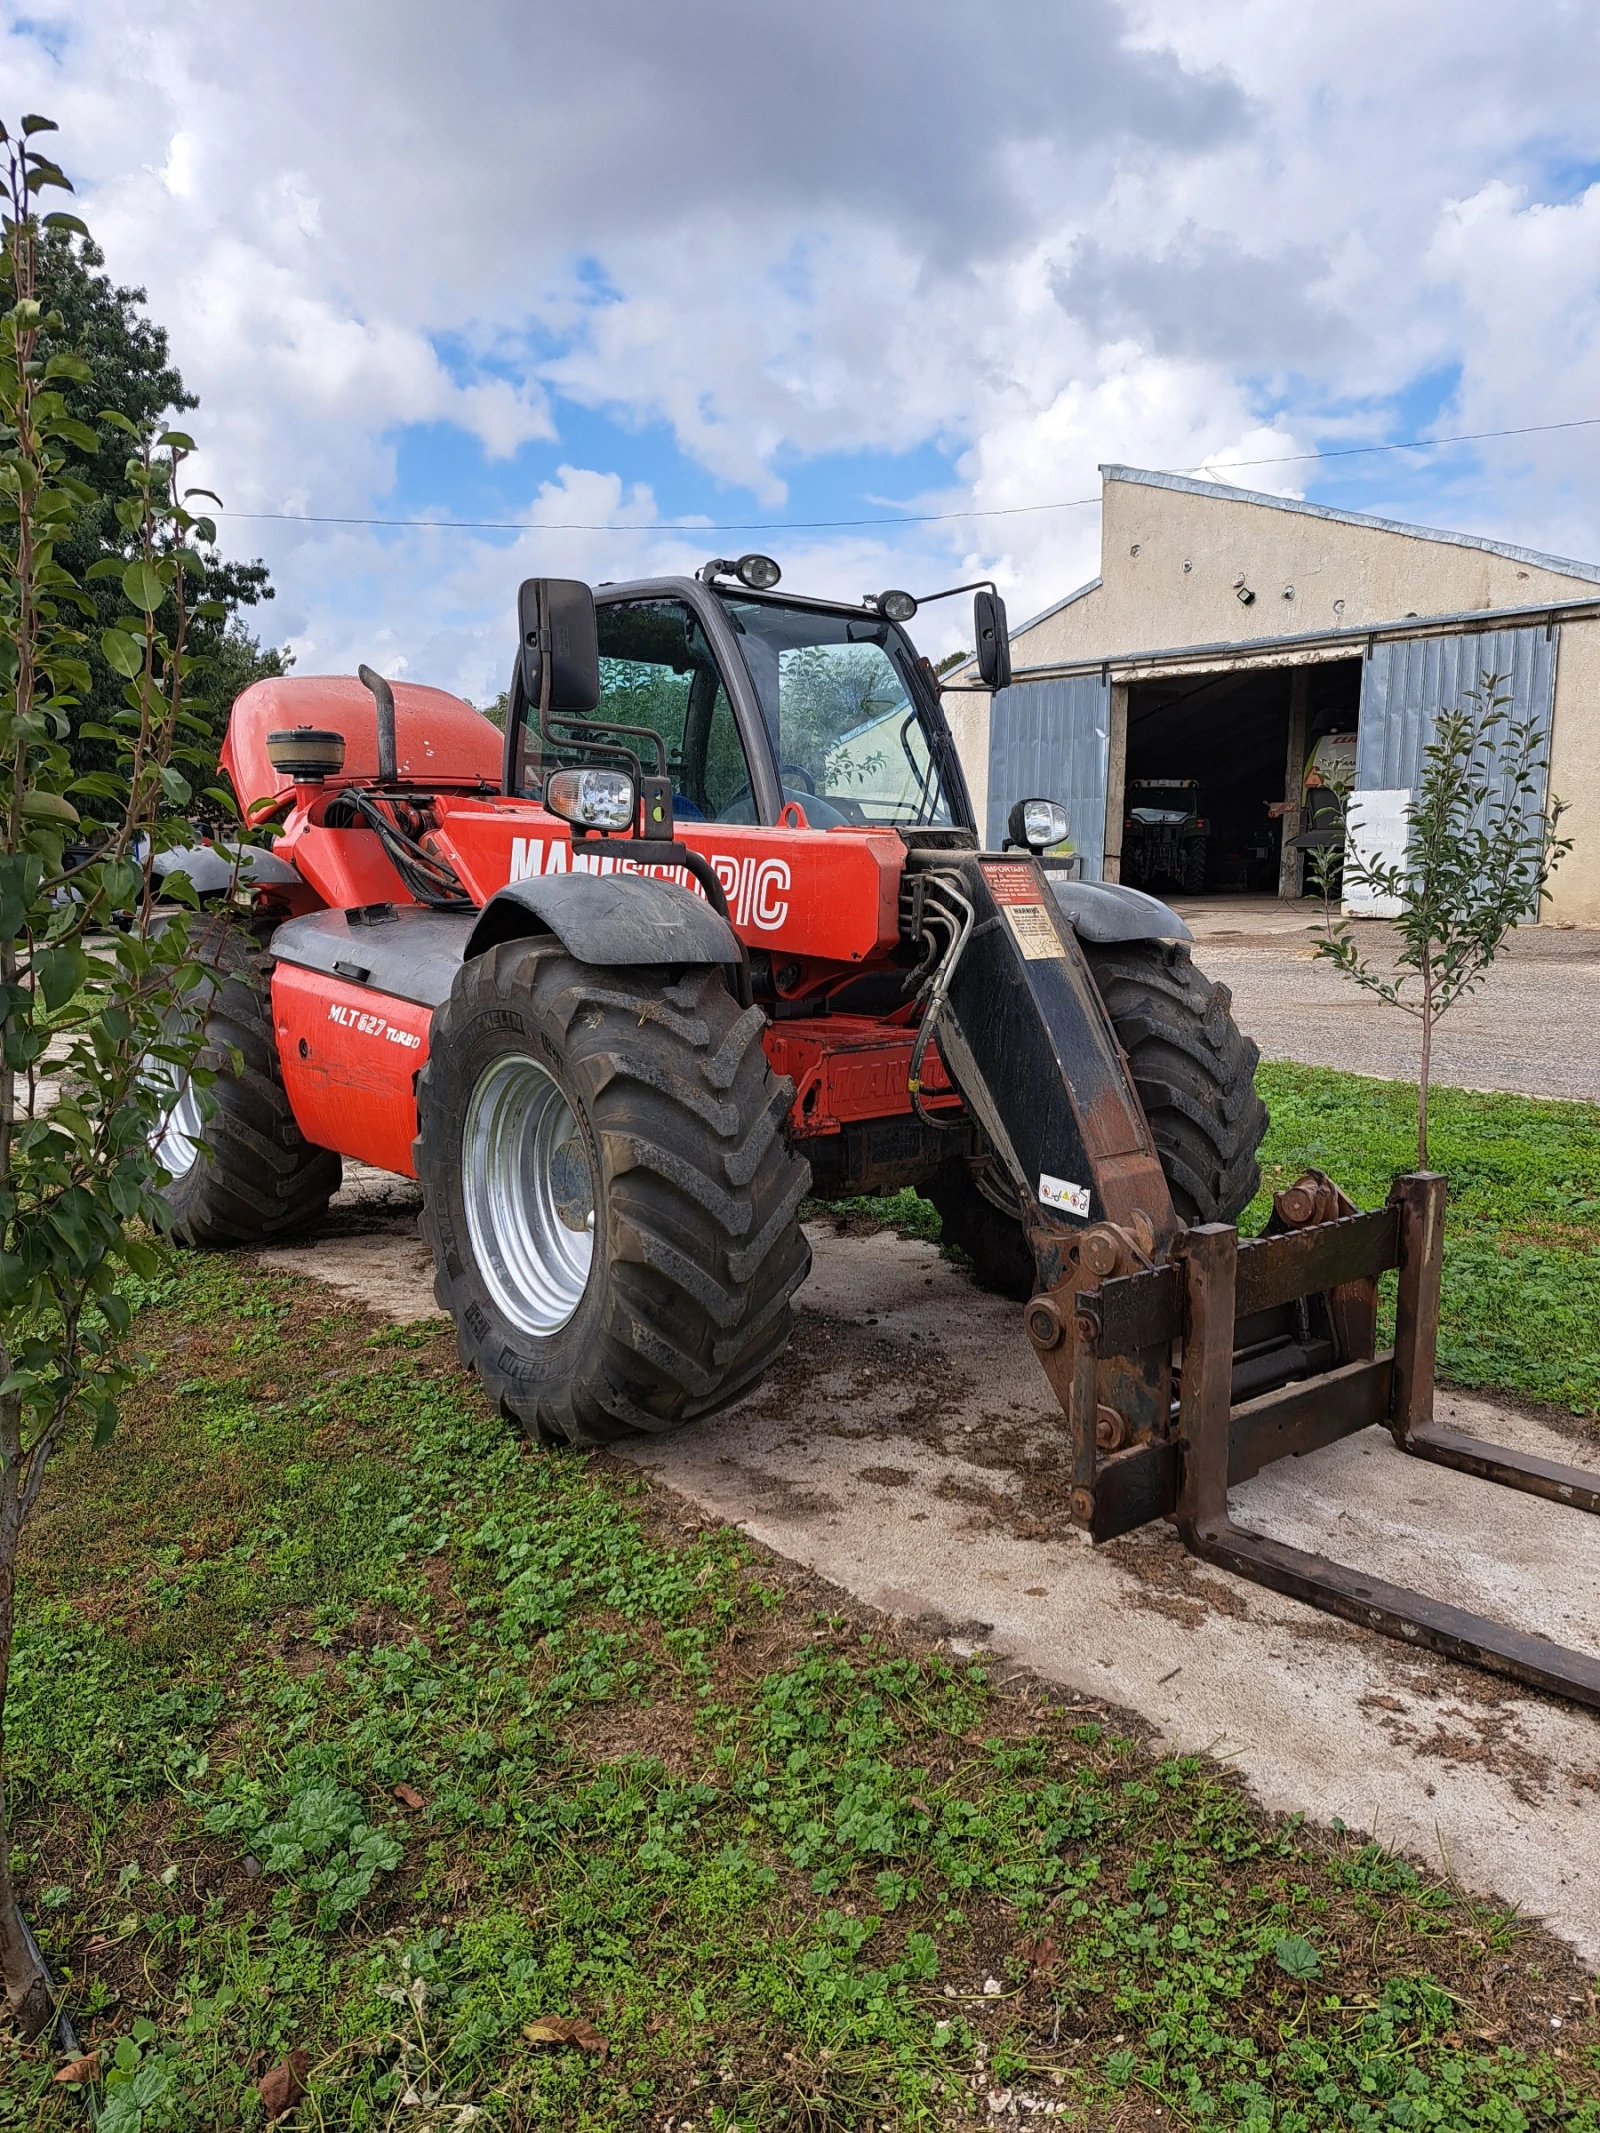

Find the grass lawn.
[
  {"left": 839, "top": 1065, "right": 1600, "bottom": 1419},
  {"left": 1250, "top": 1066, "right": 1600, "bottom": 1416},
  {"left": 4, "top": 1253, "right": 1598, "bottom": 2130}
]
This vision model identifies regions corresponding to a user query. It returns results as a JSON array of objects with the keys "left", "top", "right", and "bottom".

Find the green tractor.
[{"left": 1122, "top": 777, "right": 1209, "bottom": 893}]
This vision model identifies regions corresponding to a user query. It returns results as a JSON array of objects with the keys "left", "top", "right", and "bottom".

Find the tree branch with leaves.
[
  {"left": 0, "top": 115, "right": 242, "bottom": 2040},
  {"left": 1317, "top": 674, "right": 1571, "bottom": 1170}
]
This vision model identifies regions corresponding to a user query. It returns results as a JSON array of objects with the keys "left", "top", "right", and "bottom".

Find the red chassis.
[{"left": 224, "top": 675, "right": 956, "bottom": 1183}]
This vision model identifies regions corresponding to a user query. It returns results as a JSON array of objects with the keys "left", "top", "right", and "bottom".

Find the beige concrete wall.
[
  {"left": 948, "top": 472, "right": 1600, "bottom": 924},
  {"left": 1016, "top": 475, "right": 1597, "bottom": 666}
]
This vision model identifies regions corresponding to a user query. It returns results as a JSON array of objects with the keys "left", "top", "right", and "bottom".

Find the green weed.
[{"left": 2, "top": 1255, "right": 1596, "bottom": 2129}]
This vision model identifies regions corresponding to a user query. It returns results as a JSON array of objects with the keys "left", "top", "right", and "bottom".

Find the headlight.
[
  {"left": 877, "top": 588, "right": 918, "bottom": 622},
  {"left": 1007, "top": 797, "right": 1071, "bottom": 853},
  {"left": 544, "top": 767, "right": 636, "bottom": 832}
]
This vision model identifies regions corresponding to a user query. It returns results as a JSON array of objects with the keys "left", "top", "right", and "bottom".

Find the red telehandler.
[{"left": 155, "top": 558, "right": 1600, "bottom": 1707}]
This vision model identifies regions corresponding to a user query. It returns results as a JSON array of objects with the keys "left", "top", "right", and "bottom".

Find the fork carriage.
[{"left": 1022, "top": 1169, "right": 1600, "bottom": 1707}]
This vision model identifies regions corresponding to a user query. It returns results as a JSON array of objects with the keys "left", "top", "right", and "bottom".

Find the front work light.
[
  {"left": 544, "top": 767, "right": 637, "bottom": 832},
  {"left": 1007, "top": 797, "right": 1070, "bottom": 855},
  {"left": 877, "top": 589, "right": 918, "bottom": 622},
  {"left": 735, "top": 553, "right": 782, "bottom": 590}
]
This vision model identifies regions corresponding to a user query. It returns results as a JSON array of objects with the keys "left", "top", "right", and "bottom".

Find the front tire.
[
  {"left": 922, "top": 1161, "right": 1035, "bottom": 1302},
  {"left": 925, "top": 937, "right": 1268, "bottom": 1292},
  {"left": 1083, "top": 938, "right": 1267, "bottom": 1225},
  {"left": 416, "top": 942, "right": 812, "bottom": 1447}
]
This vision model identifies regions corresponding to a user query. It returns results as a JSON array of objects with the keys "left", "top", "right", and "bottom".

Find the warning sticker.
[
  {"left": 1039, "top": 1172, "right": 1092, "bottom": 1219},
  {"left": 1003, "top": 903, "right": 1064, "bottom": 960},
  {"left": 981, "top": 861, "right": 1045, "bottom": 905}
]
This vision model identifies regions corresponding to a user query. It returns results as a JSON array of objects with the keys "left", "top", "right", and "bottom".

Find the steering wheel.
[{"left": 779, "top": 762, "right": 816, "bottom": 794}]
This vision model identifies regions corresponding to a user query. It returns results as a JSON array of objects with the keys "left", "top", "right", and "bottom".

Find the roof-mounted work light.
[{"left": 696, "top": 553, "right": 782, "bottom": 590}]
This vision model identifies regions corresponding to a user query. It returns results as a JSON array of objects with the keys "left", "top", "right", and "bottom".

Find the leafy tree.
[
  {"left": 34, "top": 228, "right": 287, "bottom": 772},
  {"left": 1317, "top": 676, "right": 1570, "bottom": 1168},
  {"left": 0, "top": 116, "right": 236, "bottom": 2037}
]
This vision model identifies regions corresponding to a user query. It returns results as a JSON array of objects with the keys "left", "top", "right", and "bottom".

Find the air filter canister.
[{"left": 266, "top": 727, "right": 346, "bottom": 781}]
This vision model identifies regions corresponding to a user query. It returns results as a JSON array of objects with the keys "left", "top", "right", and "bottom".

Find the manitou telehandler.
[{"left": 155, "top": 558, "right": 1600, "bottom": 1707}]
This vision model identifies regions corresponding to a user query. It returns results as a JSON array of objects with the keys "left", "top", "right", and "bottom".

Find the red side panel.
[
  {"left": 432, "top": 798, "right": 906, "bottom": 965},
  {"left": 271, "top": 964, "right": 431, "bottom": 1177},
  {"left": 764, "top": 1015, "right": 960, "bottom": 1138},
  {"left": 280, "top": 825, "right": 414, "bottom": 911},
  {"left": 223, "top": 675, "right": 502, "bottom": 825}
]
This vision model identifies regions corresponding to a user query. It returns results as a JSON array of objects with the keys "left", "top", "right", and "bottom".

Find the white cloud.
[{"left": 5, "top": 0, "right": 1600, "bottom": 686}]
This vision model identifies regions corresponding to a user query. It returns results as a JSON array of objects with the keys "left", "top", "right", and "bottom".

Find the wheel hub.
[
  {"left": 462, "top": 1053, "right": 596, "bottom": 1335},
  {"left": 148, "top": 1063, "right": 205, "bottom": 1180}
]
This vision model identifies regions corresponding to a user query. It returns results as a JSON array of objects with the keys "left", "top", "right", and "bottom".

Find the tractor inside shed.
[{"left": 1115, "top": 656, "right": 1362, "bottom": 896}]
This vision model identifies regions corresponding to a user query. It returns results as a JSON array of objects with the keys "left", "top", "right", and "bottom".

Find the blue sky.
[{"left": 8, "top": 0, "right": 1600, "bottom": 694}]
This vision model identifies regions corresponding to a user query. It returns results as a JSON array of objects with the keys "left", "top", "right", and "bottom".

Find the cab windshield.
[{"left": 718, "top": 597, "right": 956, "bottom": 828}]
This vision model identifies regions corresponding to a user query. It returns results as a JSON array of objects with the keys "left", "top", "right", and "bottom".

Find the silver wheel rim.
[
  {"left": 462, "top": 1053, "right": 596, "bottom": 1336},
  {"left": 149, "top": 1063, "right": 205, "bottom": 1180}
]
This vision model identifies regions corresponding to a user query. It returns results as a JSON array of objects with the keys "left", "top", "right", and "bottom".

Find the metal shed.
[{"left": 960, "top": 467, "right": 1600, "bottom": 923}]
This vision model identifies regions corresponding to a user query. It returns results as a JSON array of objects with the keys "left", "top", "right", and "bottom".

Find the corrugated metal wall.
[
  {"left": 986, "top": 673, "right": 1111, "bottom": 874},
  {"left": 1356, "top": 626, "right": 1558, "bottom": 811}
]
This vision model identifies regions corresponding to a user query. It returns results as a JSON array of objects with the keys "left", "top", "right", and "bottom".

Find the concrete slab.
[
  {"left": 257, "top": 1164, "right": 441, "bottom": 1322},
  {"left": 1172, "top": 897, "right": 1600, "bottom": 1102},
  {"left": 264, "top": 1173, "right": 1600, "bottom": 1961}
]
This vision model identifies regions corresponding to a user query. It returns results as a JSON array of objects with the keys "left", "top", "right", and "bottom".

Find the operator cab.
[{"left": 504, "top": 557, "right": 993, "bottom": 838}]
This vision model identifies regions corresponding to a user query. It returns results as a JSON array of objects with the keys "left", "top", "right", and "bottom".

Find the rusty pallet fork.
[
  {"left": 902, "top": 846, "right": 1600, "bottom": 1710},
  {"left": 1021, "top": 1171, "right": 1600, "bottom": 1708}
]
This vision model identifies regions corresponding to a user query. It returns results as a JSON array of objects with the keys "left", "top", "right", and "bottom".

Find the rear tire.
[
  {"left": 152, "top": 923, "right": 342, "bottom": 1246},
  {"left": 1083, "top": 938, "right": 1267, "bottom": 1225},
  {"left": 416, "top": 941, "right": 812, "bottom": 1447},
  {"left": 925, "top": 937, "right": 1268, "bottom": 1290},
  {"left": 1181, "top": 838, "right": 1207, "bottom": 893}
]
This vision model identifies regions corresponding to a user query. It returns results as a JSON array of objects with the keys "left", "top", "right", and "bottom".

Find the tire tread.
[{"left": 418, "top": 946, "right": 811, "bottom": 1446}]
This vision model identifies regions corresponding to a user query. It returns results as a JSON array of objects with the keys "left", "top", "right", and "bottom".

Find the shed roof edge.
[{"left": 1097, "top": 464, "right": 1600, "bottom": 585}]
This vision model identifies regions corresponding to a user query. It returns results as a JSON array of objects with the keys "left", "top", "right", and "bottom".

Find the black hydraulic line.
[
  {"left": 348, "top": 789, "right": 472, "bottom": 911},
  {"left": 18, "top": 1904, "right": 92, "bottom": 2115}
]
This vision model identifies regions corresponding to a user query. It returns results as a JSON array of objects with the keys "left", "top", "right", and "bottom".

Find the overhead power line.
[{"left": 213, "top": 412, "right": 1600, "bottom": 539}]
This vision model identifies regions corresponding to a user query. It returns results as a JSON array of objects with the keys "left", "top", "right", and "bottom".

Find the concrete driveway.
[{"left": 1177, "top": 895, "right": 1600, "bottom": 1102}]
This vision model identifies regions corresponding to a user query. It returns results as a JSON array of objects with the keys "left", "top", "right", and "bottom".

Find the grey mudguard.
[
  {"left": 154, "top": 841, "right": 301, "bottom": 893},
  {"left": 271, "top": 906, "right": 477, "bottom": 1008},
  {"left": 1045, "top": 875, "right": 1191, "bottom": 944},
  {"left": 466, "top": 872, "right": 741, "bottom": 966}
]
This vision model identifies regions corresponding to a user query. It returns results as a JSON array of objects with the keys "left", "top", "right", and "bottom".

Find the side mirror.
[
  {"left": 974, "top": 588, "right": 1011, "bottom": 692},
  {"left": 517, "top": 577, "right": 600, "bottom": 715}
]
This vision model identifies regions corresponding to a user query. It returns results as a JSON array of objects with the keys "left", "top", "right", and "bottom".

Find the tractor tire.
[
  {"left": 416, "top": 940, "right": 812, "bottom": 1448},
  {"left": 925, "top": 938, "right": 1268, "bottom": 1293},
  {"left": 1181, "top": 838, "right": 1207, "bottom": 894},
  {"left": 152, "top": 923, "right": 342, "bottom": 1246},
  {"left": 1083, "top": 938, "right": 1267, "bottom": 1225},
  {"left": 922, "top": 1162, "right": 1035, "bottom": 1303}
]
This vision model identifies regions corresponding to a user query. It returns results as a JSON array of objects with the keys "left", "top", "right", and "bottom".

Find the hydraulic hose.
[{"left": 907, "top": 872, "right": 974, "bottom": 1130}]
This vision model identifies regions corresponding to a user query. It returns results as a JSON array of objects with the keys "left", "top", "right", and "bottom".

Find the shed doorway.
[{"left": 1109, "top": 657, "right": 1362, "bottom": 898}]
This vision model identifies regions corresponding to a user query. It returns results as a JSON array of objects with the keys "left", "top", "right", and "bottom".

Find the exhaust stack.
[{"left": 358, "top": 664, "right": 397, "bottom": 784}]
